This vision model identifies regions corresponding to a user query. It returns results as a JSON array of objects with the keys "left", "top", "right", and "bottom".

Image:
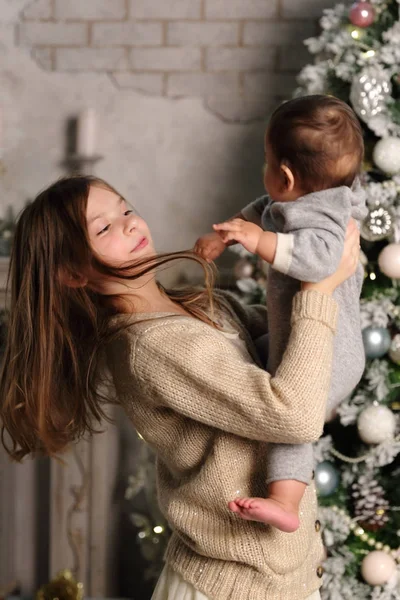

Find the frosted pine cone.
[{"left": 352, "top": 474, "right": 389, "bottom": 530}]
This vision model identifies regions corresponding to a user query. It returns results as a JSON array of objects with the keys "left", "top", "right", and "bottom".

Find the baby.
[{"left": 195, "top": 95, "right": 367, "bottom": 533}]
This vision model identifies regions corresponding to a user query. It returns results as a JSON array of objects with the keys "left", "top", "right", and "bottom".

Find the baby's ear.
[
  {"left": 58, "top": 267, "right": 88, "bottom": 288},
  {"left": 280, "top": 163, "right": 295, "bottom": 192}
]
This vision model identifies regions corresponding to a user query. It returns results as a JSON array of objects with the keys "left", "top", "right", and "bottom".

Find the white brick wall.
[
  {"left": 31, "top": 47, "right": 53, "bottom": 70},
  {"left": 243, "top": 22, "right": 316, "bottom": 46},
  {"left": 282, "top": 0, "right": 336, "bottom": 18},
  {"left": 167, "top": 22, "right": 239, "bottom": 46},
  {"left": 56, "top": 48, "right": 128, "bottom": 71},
  {"left": 19, "top": 23, "right": 88, "bottom": 46},
  {"left": 22, "top": 0, "right": 52, "bottom": 20},
  {"left": 206, "top": 48, "right": 277, "bottom": 72},
  {"left": 131, "top": 48, "right": 202, "bottom": 71},
  {"left": 244, "top": 72, "right": 298, "bottom": 98},
  {"left": 167, "top": 73, "right": 239, "bottom": 97},
  {"left": 55, "top": 0, "right": 126, "bottom": 20},
  {"left": 92, "top": 23, "right": 163, "bottom": 47},
  {"left": 20, "top": 0, "right": 324, "bottom": 121},
  {"left": 130, "top": 0, "right": 202, "bottom": 20},
  {"left": 205, "top": 0, "right": 279, "bottom": 19},
  {"left": 112, "top": 72, "right": 164, "bottom": 94}
]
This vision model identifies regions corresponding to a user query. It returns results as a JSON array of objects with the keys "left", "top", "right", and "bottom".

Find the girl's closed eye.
[
  {"left": 97, "top": 224, "right": 110, "bottom": 236},
  {"left": 124, "top": 210, "right": 133, "bottom": 216}
]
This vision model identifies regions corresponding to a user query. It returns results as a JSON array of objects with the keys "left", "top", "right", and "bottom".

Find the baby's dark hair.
[{"left": 267, "top": 95, "right": 364, "bottom": 192}]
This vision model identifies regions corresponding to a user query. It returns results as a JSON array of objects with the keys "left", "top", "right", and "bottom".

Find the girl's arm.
[{"left": 132, "top": 290, "right": 337, "bottom": 445}]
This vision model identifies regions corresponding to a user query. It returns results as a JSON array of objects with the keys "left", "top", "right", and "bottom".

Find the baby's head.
[{"left": 264, "top": 95, "right": 364, "bottom": 202}]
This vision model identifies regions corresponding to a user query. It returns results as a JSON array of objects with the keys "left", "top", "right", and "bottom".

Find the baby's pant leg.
[{"left": 266, "top": 442, "right": 313, "bottom": 486}]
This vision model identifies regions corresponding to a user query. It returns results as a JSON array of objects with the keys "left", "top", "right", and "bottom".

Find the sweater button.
[
  {"left": 315, "top": 519, "right": 321, "bottom": 532},
  {"left": 316, "top": 566, "right": 324, "bottom": 578}
]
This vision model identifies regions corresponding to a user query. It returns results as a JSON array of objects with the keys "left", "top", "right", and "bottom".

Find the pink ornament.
[
  {"left": 361, "top": 551, "right": 396, "bottom": 586},
  {"left": 349, "top": 1, "right": 375, "bottom": 27},
  {"left": 378, "top": 243, "right": 400, "bottom": 279}
]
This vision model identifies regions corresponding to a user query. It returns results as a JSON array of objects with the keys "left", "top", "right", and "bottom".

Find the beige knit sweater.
[{"left": 107, "top": 290, "right": 338, "bottom": 600}]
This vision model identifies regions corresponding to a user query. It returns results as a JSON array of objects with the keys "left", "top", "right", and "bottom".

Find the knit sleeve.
[{"left": 133, "top": 290, "right": 338, "bottom": 445}]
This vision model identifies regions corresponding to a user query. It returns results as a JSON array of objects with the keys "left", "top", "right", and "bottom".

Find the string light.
[
  {"left": 351, "top": 29, "right": 361, "bottom": 39},
  {"left": 332, "top": 506, "right": 400, "bottom": 561}
]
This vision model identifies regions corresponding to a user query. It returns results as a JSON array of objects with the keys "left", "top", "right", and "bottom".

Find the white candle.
[{"left": 77, "top": 108, "right": 96, "bottom": 157}]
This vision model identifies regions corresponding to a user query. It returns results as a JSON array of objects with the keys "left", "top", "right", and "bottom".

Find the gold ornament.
[{"left": 35, "top": 570, "right": 83, "bottom": 600}]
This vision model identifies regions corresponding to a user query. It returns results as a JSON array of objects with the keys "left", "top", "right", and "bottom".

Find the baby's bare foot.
[{"left": 228, "top": 497, "right": 300, "bottom": 533}]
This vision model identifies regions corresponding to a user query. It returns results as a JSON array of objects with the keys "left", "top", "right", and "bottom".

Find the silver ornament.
[
  {"left": 362, "top": 326, "right": 391, "bottom": 359},
  {"left": 361, "top": 205, "right": 395, "bottom": 241},
  {"left": 350, "top": 66, "right": 392, "bottom": 123},
  {"left": 315, "top": 461, "right": 340, "bottom": 497},
  {"left": 389, "top": 333, "right": 400, "bottom": 365}
]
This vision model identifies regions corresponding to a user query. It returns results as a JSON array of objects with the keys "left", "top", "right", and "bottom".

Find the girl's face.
[{"left": 86, "top": 185, "right": 155, "bottom": 266}]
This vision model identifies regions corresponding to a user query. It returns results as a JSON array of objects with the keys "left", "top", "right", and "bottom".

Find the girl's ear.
[
  {"left": 280, "top": 163, "right": 295, "bottom": 192},
  {"left": 58, "top": 268, "right": 88, "bottom": 288}
]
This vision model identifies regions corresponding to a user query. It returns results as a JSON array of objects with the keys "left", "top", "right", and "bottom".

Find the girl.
[{"left": 0, "top": 176, "right": 359, "bottom": 600}]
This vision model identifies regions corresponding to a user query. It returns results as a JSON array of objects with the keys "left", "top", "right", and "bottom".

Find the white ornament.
[
  {"left": 373, "top": 138, "right": 400, "bottom": 175},
  {"left": 389, "top": 334, "right": 400, "bottom": 365},
  {"left": 361, "top": 550, "right": 396, "bottom": 586},
  {"left": 357, "top": 405, "right": 396, "bottom": 445},
  {"left": 378, "top": 243, "right": 400, "bottom": 279},
  {"left": 350, "top": 66, "right": 392, "bottom": 123}
]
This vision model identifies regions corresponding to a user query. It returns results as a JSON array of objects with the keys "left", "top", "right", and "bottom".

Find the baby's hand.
[
  {"left": 194, "top": 231, "right": 227, "bottom": 263},
  {"left": 213, "top": 219, "right": 262, "bottom": 255}
]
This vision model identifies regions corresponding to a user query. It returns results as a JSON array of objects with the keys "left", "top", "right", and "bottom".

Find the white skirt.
[{"left": 151, "top": 565, "right": 322, "bottom": 600}]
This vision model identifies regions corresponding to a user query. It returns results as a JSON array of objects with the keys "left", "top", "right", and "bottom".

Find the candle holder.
[{"left": 62, "top": 153, "right": 104, "bottom": 176}]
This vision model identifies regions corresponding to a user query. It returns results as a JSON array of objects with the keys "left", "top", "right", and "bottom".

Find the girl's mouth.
[{"left": 131, "top": 236, "right": 148, "bottom": 252}]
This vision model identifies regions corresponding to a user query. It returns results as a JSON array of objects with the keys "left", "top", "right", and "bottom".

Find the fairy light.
[
  {"left": 351, "top": 29, "right": 361, "bottom": 39},
  {"left": 153, "top": 525, "right": 164, "bottom": 534},
  {"left": 364, "top": 50, "right": 375, "bottom": 58},
  {"left": 370, "top": 272, "right": 377, "bottom": 280}
]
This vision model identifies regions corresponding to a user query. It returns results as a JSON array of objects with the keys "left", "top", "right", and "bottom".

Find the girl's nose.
[{"left": 124, "top": 215, "right": 137, "bottom": 234}]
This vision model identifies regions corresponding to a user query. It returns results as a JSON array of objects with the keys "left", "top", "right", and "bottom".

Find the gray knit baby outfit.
[{"left": 242, "top": 181, "right": 367, "bottom": 484}]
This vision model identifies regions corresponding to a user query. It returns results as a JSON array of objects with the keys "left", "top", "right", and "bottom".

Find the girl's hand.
[
  {"left": 213, "top": 219, "right": 262, "bottom": 255},
  {"left": 194, "top": 232, "right": 227, "bottom": 263},
  {"left": 302, "top": 219, "right": 360, "bottom": 295}
]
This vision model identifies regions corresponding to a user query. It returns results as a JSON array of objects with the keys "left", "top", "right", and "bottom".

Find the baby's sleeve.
[
  {"left": 272, "top": 192, "right": 352, "bottom": 283},
  {"left": 241, "top": 194, "right": 272, "bottom": 227}
]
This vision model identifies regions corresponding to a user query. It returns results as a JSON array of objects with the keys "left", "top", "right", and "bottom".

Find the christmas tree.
[{"left": 232, "top": 1, "right": 400, "bottom": 597}]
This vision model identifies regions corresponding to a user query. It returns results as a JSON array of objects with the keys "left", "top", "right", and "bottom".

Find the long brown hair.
[{"left": 0, "top": 176, "right": 216, "bottom": 460}]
